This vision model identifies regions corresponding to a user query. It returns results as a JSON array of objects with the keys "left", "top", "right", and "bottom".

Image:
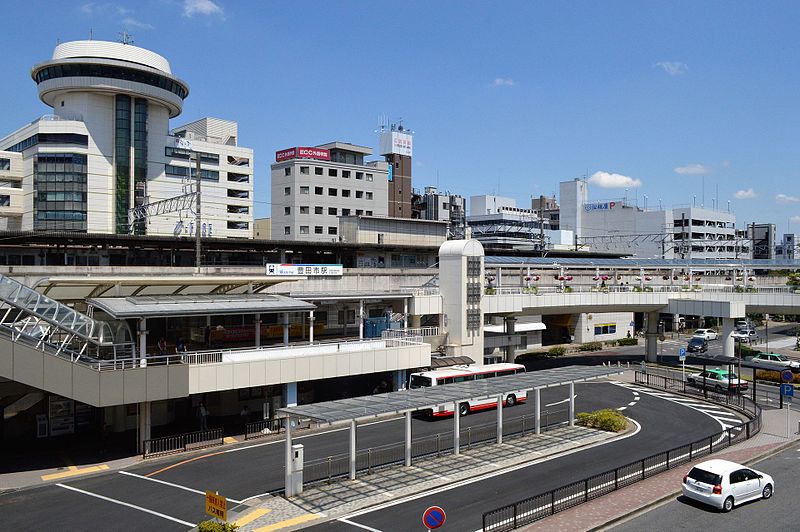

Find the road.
[{"left": 611, "top": 443, "right": 800, "bottom": 531}]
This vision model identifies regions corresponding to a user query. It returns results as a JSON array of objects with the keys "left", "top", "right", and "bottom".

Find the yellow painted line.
[
  {"left": 145, "top": 450, "right": 226, "bottom": 477},
  {"left": 42, "top": 464, "right": 109, "bottom": 481},
  {"left": 255, "top": 513, "right": 323, "bottom": 532},
  {"left": 223, "top": 436, "right": 239, "bottom": 444},
  {"left": 234, "top": 508, "right": 271, "bottom": 527}
]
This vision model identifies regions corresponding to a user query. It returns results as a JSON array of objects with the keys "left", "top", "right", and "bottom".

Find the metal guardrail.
[
  {"left": 142, "top": 428, "right": 224, "bottom": 459},
  {"left": 481, "top": 373, "right": 762, "bottom": 531},
  {"left": 381, "top": 326, "right": 440, "bottom": 339},
  {"left": 409, "top": 284, "right": 800, "bottom": 297},
  {"left": 244, "top": 419, "right": 284, "bottom": 440}
]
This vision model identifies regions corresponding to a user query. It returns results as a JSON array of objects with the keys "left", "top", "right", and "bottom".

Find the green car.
[{"left": 686, "top": 368, "right": 748, "bottom": 392}]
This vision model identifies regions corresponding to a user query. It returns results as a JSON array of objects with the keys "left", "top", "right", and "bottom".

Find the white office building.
[
  {"left": 0, "top": 40, "right": 253, "bottom": 238},
  {"left": 270, "top": 142, "right": 389, "bottom": 242},
  {"left": 777, "top": 233, "right": 798, "bottom": 259}
]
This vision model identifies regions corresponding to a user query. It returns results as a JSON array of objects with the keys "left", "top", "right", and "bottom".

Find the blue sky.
[{"left": 2, "top": 0, "right": 799, "bottom": 232}]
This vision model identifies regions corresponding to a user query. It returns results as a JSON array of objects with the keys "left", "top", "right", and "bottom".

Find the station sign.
[
  {"left": 275, "top": 146, "right": 330, "bottom": 162},
  {"left": 266, "top": 263, "right": 343, "bottom": 276},
  {"left": 205, "top": 491, "right": 227, "bottom": 521}
]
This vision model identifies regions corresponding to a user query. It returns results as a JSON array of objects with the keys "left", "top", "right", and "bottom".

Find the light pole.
[{"left": 194, "top": 151, "right": 201, "bottom": 274}]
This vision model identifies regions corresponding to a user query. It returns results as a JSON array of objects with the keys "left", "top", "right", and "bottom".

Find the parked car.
[
  {"left": 732, "top": 329, "right": 759, "bottom": 343},
  {"left": 682, "top": 459, "right": 774, "bottom": 512},
  {"left": 744, "top": 352, "right": 800, "bottom": 372},
  {"left": 686, "top": 368, "right": 748, "bottom": 392},
  {"left": 735, "top": 320, "right": 751, "bottom": 331},
  {"left": 693, "top": 329, "right": 719, "bottom": 340},
  {"left": 687, "top": 337, "right": 708, "bottom": 353}
]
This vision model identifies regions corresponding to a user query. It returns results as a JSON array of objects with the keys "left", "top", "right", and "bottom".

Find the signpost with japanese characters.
[{"left": 266, "top": 264, "right": 343, "bottom": 276}]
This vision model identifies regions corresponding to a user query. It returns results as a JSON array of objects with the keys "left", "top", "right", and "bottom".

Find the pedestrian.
[
  {"left": 627, "top": 331, "right": 632, "bottom": 339},
  {"left": 176, "top": 337, "right": 186, "bottom": 354},
  {"left": 198, "top": 401, "right": 209, "bottom": 431},
  {"left": 204, "top": 325, "right": 211, "bottom": 348},
  {"left": 157, "top": 337, "right": 167, "bottom": 356},
  {"left": 240, "top": 405, "right": 249, "bottom": 430}
]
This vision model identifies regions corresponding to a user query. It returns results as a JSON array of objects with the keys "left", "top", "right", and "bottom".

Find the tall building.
[
  {"left": 0, "top": 40, "right": 253, "bottom": 238},
  {"left": 747, "top": 223, "right": 776, "bottom": 260},
  {"left": 466, "top": 194, "right": 568, "bottom": 250},
  {"left": 777, "top": 233, "right": 798, "bottom": 259},
  {"left": 414, "top": 186, "right": 466, "bottom": 239},
  {"left": 379, "top": 123, "right": 413, "bottom": 218},
  {"left": 531, "top": 194, "right": 559, "bottom": 229},
  {"left": 270, "top": 143, "right": 389, "bottom": 241}
]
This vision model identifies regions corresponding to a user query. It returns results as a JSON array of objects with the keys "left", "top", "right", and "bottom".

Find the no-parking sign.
[{"left": 422, "top": 505, "right": 446, "bottom": 529}]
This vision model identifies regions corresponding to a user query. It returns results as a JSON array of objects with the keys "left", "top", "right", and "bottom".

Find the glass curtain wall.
[
  {"left": 133, "top": 98, "right": 148, "bottom": 235},
  {"left": 33, "top": 153, "right": 88, "bottom": 231}
]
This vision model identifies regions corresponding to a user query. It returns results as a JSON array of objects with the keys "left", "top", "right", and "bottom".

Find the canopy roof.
[{"left": 88, "top": 294, "right": 315, "bottom": 319}]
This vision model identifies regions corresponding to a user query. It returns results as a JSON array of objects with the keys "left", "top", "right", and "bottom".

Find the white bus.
[{"left": 409, "top": 363, "right": 527, "bottom": 417}]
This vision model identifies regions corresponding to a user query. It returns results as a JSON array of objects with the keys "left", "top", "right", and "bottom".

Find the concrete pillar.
[
  {"left": 403, "top": 299, "right": 408, "bottom": 329},
  {"left": 645, "top": 311, "right": 659, "bottom": 362},
  {"left": 722, "top": 318, "right": 735, "bottom": 357},
  {"left": 568, "top": 382, "right": 575, "bottom": 427},
  {"left": 301, "top": 313, "right": 306, "bottom": 341},
  {"left": 358, "top": 300, "right": 364, "bottom": 339},
  {"left": 349, "top": 419, "right": 357, "bottom": 480},
  {"left": 411, "top": 314, "right": 421, "bottom": 328},
  {"left": 255, "top": 314, "right": 261, "bottom": 347},
  {"left": 285, "top": 383, "right": 297, "bottom": 407},
  {"left": 453, "top": 403, "right": 461, "bottom": 456},
  {"left": 282, "top": 313, "right": 289, "bottom": 346},
  {"left": 535, "top": 388, "right": 541, "bottom": 434},
  {"left": 138, "top": 401, "right": 151, "bottom": 453},
  {"left": 393, "top": 369, "right": 406, "bottom": 391},
  {"left": 284, "top": 417, "right": 293, "bottom": 496},
  {"left": 309, "top": 311, "right": 315, "bottom": 343},
  {"left": 673, "top": 313, "right": 681, "bottom": 332},
  {"left": 138, "top": 318, "right": 147, "bottom": 366},
  {"left": 405, "top": 411, "right": 412, "bottom": 466},
  {"left": 496, "top": 393, "right": 504, "bottom": 444},
  {"left": 504, "top": 316, "right": 517, "bottom": 363}
]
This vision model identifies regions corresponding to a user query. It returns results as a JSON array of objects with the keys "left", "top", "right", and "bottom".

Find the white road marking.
[
  {"left": 617, "top": 406, "right": 627, "bottom": 411},
  {"left": 118, "top": 471, "right": 244, "bottom": 504},
  {"left": 57, "top": 483, "right": 195, "bottom": 527},
  {"left": 338, "top": 518, "right": 384, "bottom": 531},
  {"left": 627, "top": 401, "right": 637, "bottom": 406},
  {"left": 546, "top": 395, "right": 577, "bottom": 407}
]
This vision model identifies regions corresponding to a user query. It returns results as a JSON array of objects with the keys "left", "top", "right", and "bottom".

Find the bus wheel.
[
  {"left": 459, "top": 403, "right": 470, "bottom": 416},
  {"left": 505, "top": 394, "right": 516, "bottom": 407}
]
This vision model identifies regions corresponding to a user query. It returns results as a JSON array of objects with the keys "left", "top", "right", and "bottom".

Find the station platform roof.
[
  {"left": 277, "top": 365, "right": 622, "bottom": 425},
  {"left": 88, "top": 293, "right": 315, "bottom": 319},
  {"left": 486, "top": 256, "right": 800, "bottom": 269}
]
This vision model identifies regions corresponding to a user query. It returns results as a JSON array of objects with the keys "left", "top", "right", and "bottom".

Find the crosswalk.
[{"left": 612, "top": 381, "right": 744, "bottom": 433}]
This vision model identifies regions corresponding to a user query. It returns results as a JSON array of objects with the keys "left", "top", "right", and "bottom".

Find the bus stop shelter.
[{"left": 277, "top": 365, "right": 623, "bottom": 496}]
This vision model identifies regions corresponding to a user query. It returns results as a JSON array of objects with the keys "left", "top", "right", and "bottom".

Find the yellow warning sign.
[{"left": 205, "top": 490, "right": 227, "bottom": 522}]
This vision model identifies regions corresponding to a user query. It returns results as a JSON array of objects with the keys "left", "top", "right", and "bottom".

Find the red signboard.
[{"left": 275, "top": 146, "right": 330, "bottom": 162}]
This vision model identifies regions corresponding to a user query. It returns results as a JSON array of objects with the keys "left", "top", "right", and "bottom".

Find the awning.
[
  {"left": 88, "top": 294, "right": 315, "bottom": 319},
  {"left": 429, "top": 356, "right": 475, "bottom": 368},
  {"left": 484, "top": 322, "right": 547, "bottom": 333}
]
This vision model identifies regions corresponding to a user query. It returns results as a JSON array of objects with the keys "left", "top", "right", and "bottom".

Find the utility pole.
[{"left": 195, "top": 153, "right": 201, "bottom": 274}]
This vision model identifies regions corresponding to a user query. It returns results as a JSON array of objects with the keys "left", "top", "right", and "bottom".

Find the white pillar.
[
  {"left": 138, "top": 401, "right": 151, "bottom": 453},
  {"left": 393, "top": 369, "right": 406, "bottom": 391},
  {"left": 453, "top": 404, "right": 461, "bottom": 455},
  {"left": 535, "top": 389, "right": 541, "bottom": 434},
  {"left": 255, "top": 314, "right": 261, "bottom": 347},
  {"left": 568, "top": 382, "right": 575, "bottom": 427},
  {"left": 285, "top": 418, "right": 293, "bottom": 496},
  {"left": 403, "top": 299, "right": 408, "bottom": 329},
  {"left": 359, "top": 300, "right": 364, "bottom": 339},
  {"left": 496, "top": 393, "right": 504, "bottom": 444},
  {"left": 349, "top": 419, "right": 357, "bottom": 480},
  {"left": 504, "top": 316, "right": 516, "bottom": 363},
  {"left": 309, "top": 311, "right": 315, "bottom": 343},
  {"left": 722, "top": 318, "right": 735, "bottom": 357},
  {"left": 138, "top": 318, "right": 147, "bottom": 365},
  {"left": 283, "top": 313, "right": 289, "bottom": 346},
  {"left": 498, "top": 267, "right": 503, "bottom": 289},
  {"left": 646, "top": 311, "right": 659, "bottom": 362},
  {"left": 285, "top": 383, "right": 297, "bottom": 407},
  {"left": 405, "top": 411, "right": 412, "bottom": 466}
]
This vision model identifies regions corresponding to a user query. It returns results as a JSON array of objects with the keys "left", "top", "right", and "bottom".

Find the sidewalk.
[{"left": 522, "top": 378, "right": 800, "bottom": 531}]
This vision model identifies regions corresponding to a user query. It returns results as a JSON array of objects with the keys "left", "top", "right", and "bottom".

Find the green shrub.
[
  {"left": 198, "top": 521, "right": 239, "bottom": 532},
  {"left": 523, "top": 286, "right": 538, "bottom": 294},
  {"left": 755, "top": 370, "right": 800, "bottom": 384},
  {"left": 547, "top": 346, "right": 567, "bottom": 357},
  {"left": 577, "top": 409, "right": 627, "bottom": 432},
  {"left": 515, "top": 351, "right": 549, "bottom": 363},
  {"left": 616, "top": 337, "right": 639, "bottom": 346},
  {"left": 577, "top": 341, "right": 603, "bottom": 352},
  {"left": 485, "top": 288, "right": 496, "bottom": 295},
  {"left": 562, "top": 285, "right": 573, "bottom": 293}
]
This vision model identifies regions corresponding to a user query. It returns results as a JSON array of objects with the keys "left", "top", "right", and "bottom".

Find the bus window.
[
  {"left": 410, "top": 375, "right": 432, "bottom": 388},
  {"left": 454, "top": 375, "right": 475, "bottom": 383},
  {"left": 441, "top": 377, "right": 455, "bottom": 385},
  {"left": 474, "top": 373, "right": 488, "bottom": 379},
  {"left": 515, "top": 368, "right": 525, "bottom": 374}
]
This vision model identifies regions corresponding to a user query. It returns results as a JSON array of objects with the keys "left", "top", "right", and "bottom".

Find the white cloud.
[
  {"left": 776, "top": 193, "right": 800, "bottom": 204},
  {"left": 674, "top": 164, "right": 710, "bottom": 175},
  {"left": 791, "top": 216, "right": 800, "bottom": 224},
  {"left": 183, "top": 0, "right": 223, "bottom": 17},
  {"left": 589, "top": 171, "right": 642, "bottom": 188},
  {"left": 493, "top": 78, "right": 515, "bottom": 87},
  {"left": 655, "top": 61, "right": 688, "bottom": 76},
  {"left": 122, "top": 17, "right": 154, "bottom": 30},
  {"left": 734, "top": 188, "right": 756, "bottom": 199}
]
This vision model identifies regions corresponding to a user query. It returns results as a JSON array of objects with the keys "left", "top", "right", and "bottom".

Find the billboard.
[
  {"left": 275, "top": 147, "right": 330, "bottom": 162},
  {"left": 266, "top": 263, "right": 343, "bottom": 276},
  {"left": 379, "top": 130, "right": 413, "bottom": 157}
]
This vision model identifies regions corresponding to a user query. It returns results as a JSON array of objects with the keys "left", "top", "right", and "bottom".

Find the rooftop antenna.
[
  {"left": 89, "top": 28, "right": 93, "bottom": 40},
  {"left": 118, "top": 31, "right": 134, "bottom": 45}
]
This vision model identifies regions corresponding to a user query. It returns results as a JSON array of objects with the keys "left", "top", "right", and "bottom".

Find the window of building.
[
  {"left": 328, "top": 188, "right": 337, "bottom": 196},
  {"left": 284, "top": 226, "right": 291, "bottom": 235},
  {"left": 315, "top": 226, "right": 323, "bottom": 234},
  {"left": 314, "top": 186, "right": 323, "bottom": 195},
  {"left": 300, "top": 186, "right": 309, "bottom": 194},
  {"left": 342, "top": 170, "right": 350, "bottom": 178},
  {"left": 33, "top": 153, "right": 88, "bottom": 232},
  {"left": 315, "top": 167, "right": 323, "bottom": 175},
  {"left": 284, "top": 186, "right": 291, "bottom": 195},
  {"left": 227, "top": 172, "right": 250, "bottom": 183},
  {"left": 165, "top": 165, "right": 219, "bottom": 181},
  {"left": 328, "top": 207, "right": 337, "bottom": 215},
  {"left": 165, "top": 147, "right": 219, "bottom": 164},
  {"left": 328, "top": 168, "right": 338, "bottom": 177},
  {"left": 299, "top": 226, "right": 309, "bottom": 234},
  {"left": 227, "top": 205, "right": 249, "bottom": 214},
  {"left": 227, "top": 221, "right": 249, "bottom": 230},
  {"left": 366, "top": 173, "right": 373, "bottom": 181},
  {"left": 0, "top": 195, "right": 10, "bottom": 207},
  {"left": 284, "top": 167, "right": 291, "bottom": 176},
  {"left": 300, "top": 166, "right": 309, "bottom": 174},
  {"left": 315, "top": 206, "right": 323, "bottom": 214},
  {"left": 284, "top": 207, "right": 291, "bottom": 215},
  {"left": 228, "top": 189, "right": 250, "bottom": 199},
  {"left": 594, "top": 324, "right": 617, "bottom": 335},
  {"left": 366, "top": 210, "right": 373, "bottom": 216},
  {"left": 342, "top": 189, "right": 351, "bottom": 197},
  {"left": 356, "top": 190, "right": 363, "bottom": 198},
  {"left": 299, "top": 206, "right": 309, "bottom": 214},
  {"left": 328, "top": 227, "right": 338, "bottom": 235},
  {"left": 227, "top": 155, "right": 250, "bottom": 167},
  {"left": 366, "top": 192, "right": 373, "bottom": 200},
  {"left": 0, "top": 159, "right": 10, "bottom": 171},
  {"left": 35, "top": 63, "right": 188, "bottom": 99},
  {"left": 342, "top": 208, "right": 351, "bottom": 216},
  {"left": 356, "top": 209, "right": 363, "bottom": 215},
  {"left": 356, "top": 172, "right": 364, "bottom": 180}
]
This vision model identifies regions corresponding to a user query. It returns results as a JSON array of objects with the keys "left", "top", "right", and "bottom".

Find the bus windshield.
[{"left": 409, "top": 375, "right": 433, "bottom": 388}]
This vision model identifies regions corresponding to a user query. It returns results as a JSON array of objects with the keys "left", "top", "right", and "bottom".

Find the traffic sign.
[
  {"left": 781, "top": 384, "right": 794, "bottom": 397},
  {"left": 422, "top": 506, "right": 446, "bottom": 530},
  {"left": 205, "top": 491, "right": 227, "bottom": 522},
  {"left": 781, "top": 370, "right": 794, "bottom": 383},
  {"left": 679, "top": 347, "right": 686, "bottom": 362}
]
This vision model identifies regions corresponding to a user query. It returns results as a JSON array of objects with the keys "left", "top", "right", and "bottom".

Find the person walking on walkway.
[{"left": 198, "top": 401, "right": 209, "bottom": 431}]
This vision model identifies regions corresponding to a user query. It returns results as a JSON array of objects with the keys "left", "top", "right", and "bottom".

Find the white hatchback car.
[
  {"left": 693, "top": 329, "right": 719, "bottom": 340},
  {"left": 682, "top": 459, "right": 774, "bottom": 512}
]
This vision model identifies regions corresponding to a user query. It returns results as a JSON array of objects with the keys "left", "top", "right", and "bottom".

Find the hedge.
[
  {"left": 547, "top": 346, "right": 567, "bottom": 357},
  {"left": 198, "top": 521, "right": 239, "bottom": 532},
  {"left": 616, "top": 337, "right": 639, "bottom": 346},
  {"left": 576, "top": 409, "right": 627, "bottom": 432},
  {"left": 577, "top": 341, "right": 603, "bottom": 352}
]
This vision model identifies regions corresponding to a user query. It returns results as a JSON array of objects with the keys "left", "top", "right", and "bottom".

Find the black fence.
[
  {"left": 481, "top": 373, "right": 762, "bottom": 532},
  {"left": 244, "top": 419, "right": 284, "bottom": 440},
  {"left": 301, "top": 408, "right": 568, "bottom": 487},
  {"left": 142, "top": 428, "right": 224, "bottom": 459}
]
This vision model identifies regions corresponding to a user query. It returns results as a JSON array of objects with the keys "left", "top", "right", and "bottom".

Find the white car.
[
  {"left": 693, "top": 329, "right": 718, "bottom": 341},
  {"left": 744, "top": 353, "right": 800, "bottom": 371},
  {"left": 682, "top": 459, "right": 774, "bottom": 512},
  {"left": 732, "top": 329, "right": 759, "bottom": 343}
]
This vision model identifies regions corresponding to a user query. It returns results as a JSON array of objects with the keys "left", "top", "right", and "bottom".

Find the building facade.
[
  {"left": 413, "top": 186, "right": 466, "bottom": 239},
  {"left": 777, "top": 233, "right": 798, "bottom": 259},
  {"left": 270, "top": 143, "right": 389, "bottom": 242},
  {"left": 0, "top": 40, "right": 253, "bottom": 238},
  {"left": 380, "top": 125, "right": 413, "bottom": 218}
]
